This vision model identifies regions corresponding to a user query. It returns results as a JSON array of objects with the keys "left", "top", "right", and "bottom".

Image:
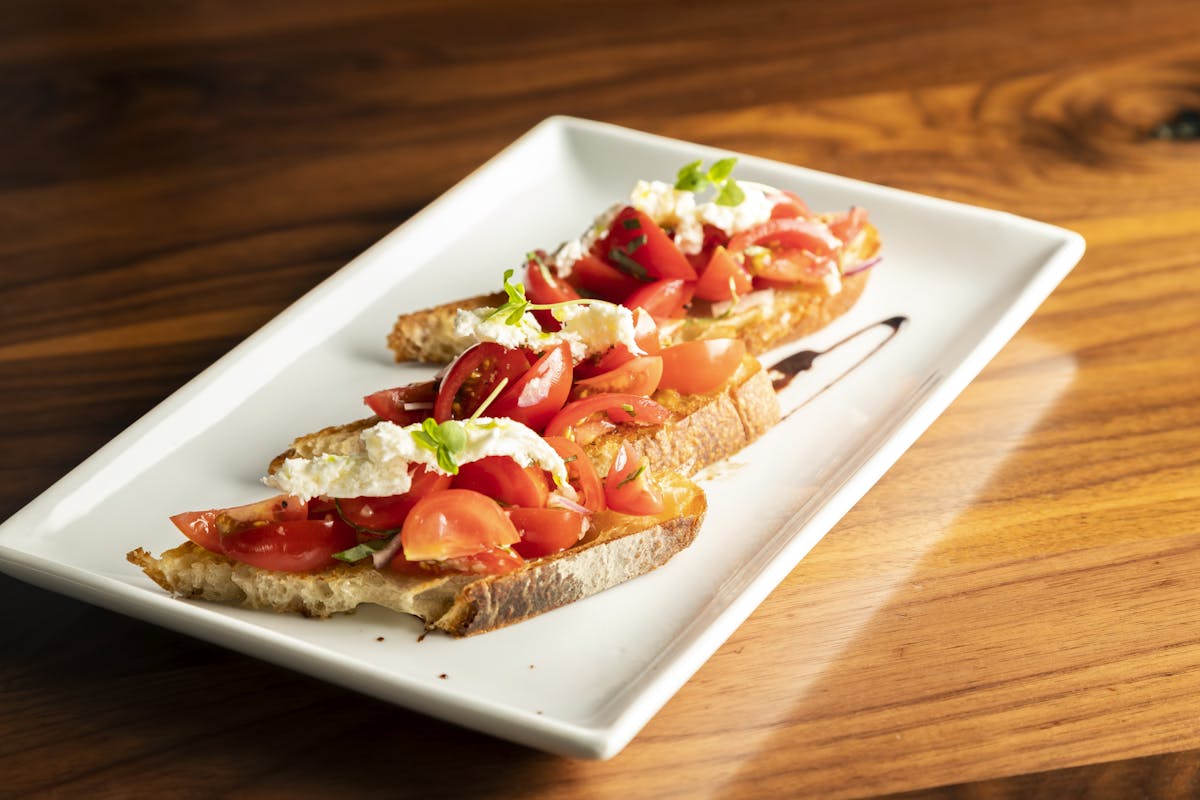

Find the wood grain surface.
[{"left": 2, "top": 1, "right": 1199, "bottom": 797}]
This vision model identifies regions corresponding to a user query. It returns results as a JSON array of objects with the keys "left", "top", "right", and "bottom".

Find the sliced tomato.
[
  {"left": 768, "top": 190, "right": 812, "bottom": 219},
  {"left": 684, "top": 223, "right": 732, "bottom": 272},
  {"left": 572, "top": 308, "right": 662, "bottom": 379},
  {"left": 452, "top": 456, "right": 550, "bottom": 508},
  {"left": 624, "top": 278, "right": 694, "bottom": 319},
  {"left": 336, "top": 466, "right": 452, "bottom": 534},
  {"left": 728, "top": 218, "right": 842, "bottom": 286},
  {"left": 728, "top": 217, "right": 840, "bottom": 257},
  {"left": 488, "top": 341, "right": 572, "bottom": 431},
  {"left": 571, "top": 355, "right": 663, "bottom": 399},
  {"left": 508, "top": 507, "right": 587, "bottom": 559},
  {"left": 567, "top": 252, "right": 646, "bottom": 301},
  {"left": 544, "top": 393, "right": 671, "bottom": 445},
  {"left": 363, "top": 380, "right": 437, "bottom": 425},
  {"left": 543, "top": 436, "right": 605, "bottom": 512},
  {"left": 221, "top": 518, "right": 358, "bottom": 573},
  {"left": 525, "top": 252, "right": 580, "bottom": 305},
  {"left": 828, "top": 206, "right": 868, "bottom": 244},
  {"left": 400, "top": 489, "right": 521, "bottom": 562},
  {"left": 603, "top": 206, "right": 697, "bottom": 281},
  {"left": 434, "top": 343, "right": 531, "bottom": 422},
  {"left": 693, "top": 246, "right": 753, "bottom": 302},
  {"left": 170, "top": 495, "right": 308, "bottom": 553},
  {"left": 604, "top": 443, "right": 664, "bottom": 516},
  {"left": 658, "top": 339, "right": 747, "bottom": 395}
]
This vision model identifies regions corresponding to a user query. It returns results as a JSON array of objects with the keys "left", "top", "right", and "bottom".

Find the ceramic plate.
[{"left": 0, "top": 117, "right": 1083, "bottom": 758}]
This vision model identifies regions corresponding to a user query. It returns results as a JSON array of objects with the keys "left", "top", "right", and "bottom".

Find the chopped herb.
[
  {"left": 333, "top": 538, "right": 391, "bottom": 563},
  {"left": 621, "top": 217, "right": 642, "bottom": 230},
  {"left": 608, "top": 248, "right": 650, "bottom": 280},
  {"left": 616, "top": 463, "right": 646, "bottom": 489},
  {"left": 625, "top": 234, "right": 647, "bottom": 254},
  {"left": 562, "top": 454, "right": 578, "bottom": 464},
  {"left": 620, "top": 403, "right": 636, "bottom": 415}
]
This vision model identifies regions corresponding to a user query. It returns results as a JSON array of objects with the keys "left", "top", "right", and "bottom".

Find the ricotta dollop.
[
  {"left": 265, "top": 417, "right": 568, "bottom": 501},
  {"left": 453, "top": 300, "right": 644, "bottom": 362}
]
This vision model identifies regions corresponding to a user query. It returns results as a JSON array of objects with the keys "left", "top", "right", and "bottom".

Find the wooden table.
[{"left": 2, "top": 1, "right": 1198, "bottom": 796}]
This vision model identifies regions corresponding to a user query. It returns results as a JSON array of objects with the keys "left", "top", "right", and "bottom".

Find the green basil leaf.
[
  {"left": 715, "top": 178, "right": 745, "bottom": 207},
  {"left": 707, "top": 157, "right": 737, "bottom": 183}
]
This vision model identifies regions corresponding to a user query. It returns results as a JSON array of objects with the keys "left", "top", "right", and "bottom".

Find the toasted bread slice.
[
  {"left": 269, "top": 354, "right": 779, "bottom": 479},
  {"left": 387, "top": 223, "right": 880, "bottom": 363},
  {"left": 127, "top": 472, "right": 705, "bottom": 636}
]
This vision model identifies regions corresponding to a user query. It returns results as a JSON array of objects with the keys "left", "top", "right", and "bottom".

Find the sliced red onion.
[
  {"left": 371, "top": 533, "right": 405, "bottom": 569},
  {"left": 402, "top": 401, "right": 434, "bottom": 411},
  {"left": 547, "top": 492, "right": 593, "bottom": 515},
  {"left": 843, "top": 256, "right": 882, "bottom": 277}
]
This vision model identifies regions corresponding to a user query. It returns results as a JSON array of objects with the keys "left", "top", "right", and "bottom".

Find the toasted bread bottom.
[{"left": 128, "top": 473, "right": 705, "bottom": 636}]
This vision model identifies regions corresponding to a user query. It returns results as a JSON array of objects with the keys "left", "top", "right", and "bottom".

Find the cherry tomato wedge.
[
  {"left": 544, "top": 393, "right": 671, "bottom": 445},
  {"left": 604, "top": 443, "right": 664, "bottom": 516},
  {"left": 170, "top": 495, "right": 308, "bottom": 553},
  {"left": 543, "top": 436, "right": 605, "bottom": 512},
  {"left": 452, "top": 456, "right": 550, "bottom": 508},
  {"left": 727, "top": 218, "right": 841, "bottom": 257},
  {"left": 693, "top": 246, "right": 753, "bottom": 302},
  {"left": 624, "top": 278, "right": 694, "bottom": 319},
  {"left": 508, "top": 507, "right": 588, "bottom": 559},
  {"left": 571, "top": 355, "right": 663, "bottom": 399},
  {"left": 572, "top": 308, "right": 662, "bottom": 379},
  {"left": 603, "top": 206, "right": 697, "bottom": 281},
  {"left": 768, "top": 190, "right": 812, "bottom": 219},
  {"left": 827, "top": 206, "right": 868, "bottom": 244},
  {"left": 363, "top": 380, "right": 437, "bottom": 426},
  {"left": 221, "top": 518, "right": 358, "bottom": 573},
  {"left": 488, "top": 342, "right": 573, "bottom": 431},
  {"left": 434, "top": 343, "right": 531, "bottom": 422},
  {"left": 336, "top": 466, "right": 451, "bottom": 533},
  {"left": 525, "top": 252, "right": 580, "bottom": 305},
  {"left": 400, "top": 489, "right": 520, "bottom": 562},
  {"left": 567, "top": 252, "right": 646, "bottom": 301},
  {"left": 658, "top": 339, "right": 746, "bottom": 395}
]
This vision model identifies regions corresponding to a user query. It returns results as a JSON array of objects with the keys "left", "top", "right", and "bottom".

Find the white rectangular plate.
[{"left": 0, "top": 117, "right": 1083, "bottom": 759}]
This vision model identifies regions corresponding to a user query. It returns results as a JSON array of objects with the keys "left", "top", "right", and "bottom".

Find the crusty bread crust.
[
  {"left": 387, "top": 291, "right": 505, "bottom": 363},
  {"left": 385, "top": 223, "right": 880, "bottom": 362},
  {"left": 128, "top": 473, "right": 705, "bottom": 636},
  {"left": 269, "top": 354, "right": 779, "bottom": 479}
]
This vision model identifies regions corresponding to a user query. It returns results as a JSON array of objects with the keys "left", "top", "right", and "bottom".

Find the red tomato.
[
  {"left": 544, "top": 393, "right": 671, "bottom": 444},
  {"left": 434, "top": 343, "right": 531, "bottom": 422},
  {"left": 693, "top": 246, "right": 753, "bottom": 302},
  {"left": 221, "top": 518, "right": 358, "bottom": 573},
  {"left": 543, "top": 436, "right": 606, "bottom": 512},
  {"left": 525, "top": 253, "right": 580, "bottom": 305},
  {"left": 658, "top": 339, "right": 747, "bottom": 395},
  {"left": 508, "top": 507, "right": 587, "bottom": 559},
  {"left": 604, "top": 443, "right": 664, "bottom": 516},
  {"left": 363, "top": 380, "right": 437, "bottom": 425},
  {"left": 727, "top": 218, "right": 842, "bottom": 286},
  {"left": 572, "top": 308, "right": 662, "bottom": 379},
  {"left": 571, "top": 355, "right": 663, "bottom": 398},
  {"left": 488, "top": 342, "right": 573, "bottom": 431},
  {"left": 728, "top": 217, "right": 840, "bottom": 257},
  {"left": 336, "top": 466, "right": 452, "bottom": 533},
  {"left": 624, "top": 278, "right": 694, "bottom": 319},
  {"left": 567, "top": 252, "right": 646, "bottom": 301},
  {"left": 828, "top": 206, "right": 868, "bottom": 244},
  {"left": 603, "top": 206, "right": 697, "bottom": 281},
  {"left": 170, "top": 495, "right": 308, "bottom": 553},
  {"left": 768, "top": 190, "right": 812, "bottom": 219},
  {"left": 684, "top": 223, "right": 733, "bottom": 272},
  {"left": 400, "top": 489, "right": 521, "bottom": 562},
  {"left": 452, "top": 456, "right": 550, "bottom": 508}
]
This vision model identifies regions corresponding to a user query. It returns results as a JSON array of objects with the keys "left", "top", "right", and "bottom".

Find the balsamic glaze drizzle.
[{"left": 768, "top": 316, "right": 908, "bottom": 415}]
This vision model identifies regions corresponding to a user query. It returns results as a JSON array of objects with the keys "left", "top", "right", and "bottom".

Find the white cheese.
[
  {"left": 455, "top": 301, "right": 643, "bottom": 362},
  {"left": 548, "top": 203, "right": 622, "bottom": 277},
  {"left": 629, "top": 179, "right": 775, "bottom": 255},
  {"left": 265, "top": 418, "right": 568, "bottom": 501}
]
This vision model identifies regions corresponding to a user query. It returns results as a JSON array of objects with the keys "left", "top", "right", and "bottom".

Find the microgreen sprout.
[
  {"left": 485, "top": 268, "right": 594, "bottom": 326},
  {"left": 674, "top": 157, "right": 745, "bottom": 206}
]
